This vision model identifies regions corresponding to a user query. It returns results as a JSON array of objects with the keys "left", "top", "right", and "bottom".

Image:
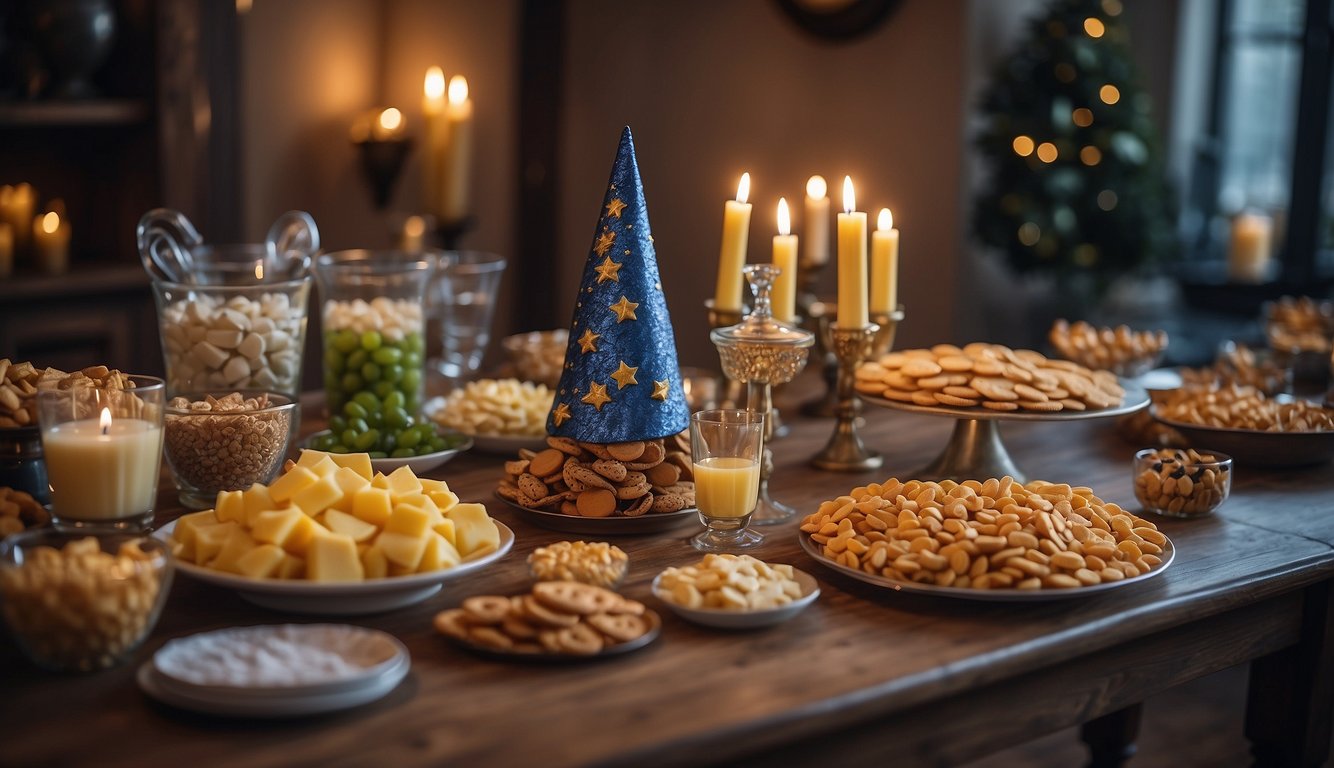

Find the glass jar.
[
  {"left": 314, "top": 250, "right": 434, "bottom": 452},
  {"left": 0, "top": 426, "right": 48, "bottom": 505}
]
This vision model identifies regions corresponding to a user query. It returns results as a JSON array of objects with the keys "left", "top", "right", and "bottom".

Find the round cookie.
[
  {"left": 901, "top": 358, "right": 943, "bottom": 378},
  {"left": 576, "top": 488, "right": 618, "bottom": 517},
  {"left": 607, "top": 441, "right": 646, "bottom": 461},
  {"left": 462, "top": 595, "right": 511, "bottom": 625},
  {"left": 588, "top": 612, "right": 648, "bottom": 643},
  {"left": 533, "top": 580, "right": 625, "bottom": 615}
]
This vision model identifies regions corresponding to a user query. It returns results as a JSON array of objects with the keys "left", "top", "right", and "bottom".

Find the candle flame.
[
  {"left": 806, "top": 175, "right": 827, "bottom": 200},
  {"left": 99, "top": 407, "right": 112, "bottom": 435},
  {"left": 378, "top": 108, "right": 403, "bottom": 132},
  {"left": 878, "top": 208, "right": 893, "bottom": 231},
  {"left": 41, "top": 211, "right": 59, "bottom": 233},
  {"left": 425, "top": 67, "right": 445, "bottom": 100},
  {"left": 448, "top": 75, "right": 469, "bottom": 105},
  {"left": 842, "top": 176, "right": 855, "bottom": 214},
  {"left": 404, "top": 215, "right": 426, "bottom": 237},
  {"left": 736, "top": 172, "right": 750, "bottom": 205},
  {"left": 254, "top": 262, "right": 264, "bottom": 280},
  {"left": 777, "top": 197, "right": 791, "bottom": 236}
]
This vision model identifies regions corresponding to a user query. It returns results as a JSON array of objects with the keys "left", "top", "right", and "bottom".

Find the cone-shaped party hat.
[{"left": 547, "top": 127, "right": 689, "bottom": 442}]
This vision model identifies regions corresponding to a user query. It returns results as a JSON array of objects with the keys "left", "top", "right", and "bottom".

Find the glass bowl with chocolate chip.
[
  {"left": 163, "top": 391, "right": 295, "bottom": 510},
  {"left": 1132, "top": 447, "right": 1232, "bottom": 518}
]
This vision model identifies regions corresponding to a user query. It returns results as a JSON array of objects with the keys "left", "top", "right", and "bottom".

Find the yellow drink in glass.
[{"left": 694, "top": 457, "right": 760, "bottom": 519}]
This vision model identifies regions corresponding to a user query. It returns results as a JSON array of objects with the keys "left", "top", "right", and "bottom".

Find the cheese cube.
[
  {"left": 242, "top": 483, "right": 276, "bottom": 527},
  {"left": 209, "top": 526, "right": 258, "bottom": 574},
  {"left": 385, "top": 465, "right": 423, "bottom": 498},
  {"left": 371, "top": 472, "right": 390, "bottom": 489},
  {"left": 419, "top": 478, "right": 447, "bottom": 493},
  {"left": 329, "top": 452, "right": 374, "bottom": 481},
  {"left": 252, "top": 508, "right": 321, "bottom": 555},
  {"left": 292, "top": 473, "right": 344, "bottom": 516},
  {"left": 269, "top": 465, "right": 319, "bottom": 503},
  {"left": 278, "top": 554, "right": 306, "bottom": 579},
  {"left": 194, "top": 521, "right": 239, "bottom": 565},
  {"left": 376, "top": 530, "right": 428, "bottom": 570},
  {"left": 307, "top": 455, "right": 341, "bottom": 478},
  {"left": 330, "top": 467, "right": 371, "bottom": 512},
  {"left": 427, "top": 489, "right": 460, "bottom": 512},
  {"left": 307, "top": 533, "right": 364, "bottom": 582},
  {"left": 352, "top": 486, "right": 393, "bottom": 526},
  {"left": 361, "top": 545, "right": 388, "bottom": 579},
  {"left": 432, "top": 518, "right": 456, "bottom": 548},
  {"left": 235, "top": 543, "right": 286, "bottom": 579},
  {"left": 418, "top": 533, "right": 461, "bottom": 572},
  {"left": 445, "top": 503, "right": 500, "bottom": 558},
  {"left": 385, "top": 503, "right": 432, "bottom": 537},
  {"left": 324, "top": 508, "right": 379, "bottom": 543},
  {"left": 396, "top": 494, "right": 442, "bottom": 524},
  {"left": 172, "top": 510, "right": 219, "bottom": 561},
  {"left": 296, "top": 449, "right": 330, "bottom": 469},
  {"left": 214, "top": 490, "right": 245, "bottom": 523}
]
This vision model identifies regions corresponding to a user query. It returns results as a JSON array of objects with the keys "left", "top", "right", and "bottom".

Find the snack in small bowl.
[
  {"left": 164, "top": 391, "right": 296, "bottom": 510},
  {"left": 0, "top": 529, "right": 173, "bottom": 671},
  {"left": 1133, "top": 447, "right": 1232, "bottom": 518},
  {"left": 652, "top": 553, "right": 819, "bottom": 629},
  {"left": 429, "top": 378, "right": 554, "bottom": 439},
  {"left": 501, "top": 330, "right": 568, "bottom": 387},
  {"left": 528, "top": 540, "right": 628, "bottom": 588},
  {"left": 0, "top": 487, "right": 49, "bottom": 537},
  {"left": 1049, "top": 320, "right": 1168, "bottom": 378}
]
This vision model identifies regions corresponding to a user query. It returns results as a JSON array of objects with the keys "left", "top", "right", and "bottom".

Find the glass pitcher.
[{"left": 141, "top": 209, "right": 319, "bottom": 403}]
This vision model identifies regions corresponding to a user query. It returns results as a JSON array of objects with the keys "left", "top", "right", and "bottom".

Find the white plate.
[
  {"left": 303, "top": 430, "right": 473, "bottom": 475},
  {"left": 798, "top": 532, "right": 1175, "bottom": 602},
  {"left": 154, "top": 520, "right": 514, "bottom": 615},
  {"left": 138, "top": 653, "right": 408, "bottom": 717},
  {"left": 651, "top": 567, "right": 821, "bottom": 629},
  {"left": 153, "top": 624, "right": 407, "bottom": 697}
]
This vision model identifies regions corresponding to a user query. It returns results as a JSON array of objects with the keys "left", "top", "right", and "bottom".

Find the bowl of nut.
[
  {"left": 528, "top": 540, "right": 629, "bottom": 589},
  {"left": 652, "top": 554, "right": 820, "bottom": 630},
  {"left": 0, "top": 529, "right": 173, "bottom": 672},
  {"left": 1133, "top": 447, "right": 1232, "bottom": 518},
  {"left": 164, "top": 392, "right": 297, "bottom": 510},
  {"left": 1151, "top": 384, "right": 1334, "bottom": 467},
  {"left": 426, "top": 378, "right": 554, "bottom": 454},
  {"left": 1049, "top": 320, "right": 1168, "bottom": 379}
]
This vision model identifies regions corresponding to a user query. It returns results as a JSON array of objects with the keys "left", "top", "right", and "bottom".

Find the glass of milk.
[{"left": 689, "top": 408, "right": 765, "bottom": 552}]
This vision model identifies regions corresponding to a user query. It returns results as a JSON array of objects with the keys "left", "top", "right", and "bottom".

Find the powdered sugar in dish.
[{"left": 153, "top": 624, "right": 402, "bottom": 688}]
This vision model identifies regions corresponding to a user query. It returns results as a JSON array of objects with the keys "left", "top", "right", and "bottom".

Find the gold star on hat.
[
  {"left": 581, "top": 381, "right": 612, "bottom": 411},
  {"left": 651, "top": 379, "right": 670, "bottom": 401},
  {"left": 605, "top": 198, "right": 626, "bottom": 218},
  {"left": 577, "top": 328, "right": 600, "bottom": 353},
  {"left": 594, "top": 230, "right": 616, "bottom": 257},
  {"left": 594, "top": 256, "right": 622, "bottom": 284},
  {"left": 609, "top": 295, "right": 639, "bottom": 323},
  {"left": 610, "top": 361, "right": 638, "bottom": 389},
  {"left": 551, "top": 402, "right": 572, "bottom": 427}
]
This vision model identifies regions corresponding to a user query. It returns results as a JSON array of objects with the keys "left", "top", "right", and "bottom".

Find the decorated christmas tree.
[{"left": 972, "top": 0, "right": 1175, "bottom": 299}]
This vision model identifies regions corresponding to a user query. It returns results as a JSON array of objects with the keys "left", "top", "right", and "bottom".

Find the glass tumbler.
[
  {"left": 429, "top": 251, "right": 507, "bottom": 384},
  {"left": 689, "top": 408, "right": 765, "bottom": 552},
  {"left": 314, "top": 250, "right": 435, "bottom": 429},
  {"left": 37, "top": 375, "right": 165, "bottom": 532}
]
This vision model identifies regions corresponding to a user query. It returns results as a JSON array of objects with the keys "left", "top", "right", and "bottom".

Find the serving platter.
[
  {"left": 1152, "top": 409, "right": 1334, "bottom": 468},
  {"left": 496, "top": 493, "right": 698, "bottom": 535},
  {"left": 799, "top": 532, "right": 1174, "bottom": 602},
  {"left": 440, "top": 609, "right": 662, "bottom": 663},
  {"left": 154, "top": 519, "right": 514, "bottom": 615}
]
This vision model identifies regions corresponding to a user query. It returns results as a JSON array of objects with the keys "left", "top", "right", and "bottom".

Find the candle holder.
[
  {"left": 811, "top": 323, "right": 883, "bottom": 472},
  {"left": 705, "top": 299, "right": 746, "bottom": 408},
  {"left": 870, "top": 305, "right": 906, "bottom": 357},
  {"left": 354, "top": 137, "right": 414, "bottom": 210},
  {"left": 710, "top": 265, "right": 814, "bottom": 525},
  {"left": 801, "top": 299, "right": 840, "bottom": 418}
]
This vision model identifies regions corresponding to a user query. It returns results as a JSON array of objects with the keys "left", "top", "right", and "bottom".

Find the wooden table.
[{"left": 4, "top": 404, "right": 1333, "bottom": 768}]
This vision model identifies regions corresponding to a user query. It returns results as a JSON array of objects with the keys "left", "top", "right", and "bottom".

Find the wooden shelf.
[
  {"left": 0, "top": 100, "right": 151, "bottom": 128},
  {"left": 0, "top": 263, "right": 149, "bottom": 301}
]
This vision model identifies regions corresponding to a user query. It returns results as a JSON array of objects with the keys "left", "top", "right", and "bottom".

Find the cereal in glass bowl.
[
  {"left": 163, "top": 391, "right": 295, "bottom": 510},
  {"left": 1133, "top": 447, "right": 1232, "bottom": 518}
]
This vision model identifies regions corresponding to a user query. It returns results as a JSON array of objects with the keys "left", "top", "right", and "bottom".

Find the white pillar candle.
[
  {"left": 803, "top": 175, "right": 830, "bottom": 269},
  {"left": 870, "top": 208, "right": 899, "bottom": 314},
  {"left": 771, "top": 197, "right": 798, "bottom": 323},
  {"left": 439, "top": 75, "right": 474, "bottom": 223},
  {"left": 1227, "top": 211, "right": 1273, "bottom": 284}
]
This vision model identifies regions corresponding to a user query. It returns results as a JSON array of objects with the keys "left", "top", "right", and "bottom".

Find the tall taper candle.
[
  {"left": 836, "top": 176, "right": 868, "bottom": 326},
  {"left": 439, "top": 75, "right": 473, "bottom": 223},
  {"left": 422, "top": 67, "right": 446, "bottom": 217},
  {"left": 803, "top": 175, "right": 830, "bottom": 268},
  {"left": 714, "top": 172, "right": 752, "bottom": 312},
  {"left": 772, "top": 197, "right": 798, "bottom": 323},
  {"left": 870, "top": 208, "right": 899, "bottom": 314}
]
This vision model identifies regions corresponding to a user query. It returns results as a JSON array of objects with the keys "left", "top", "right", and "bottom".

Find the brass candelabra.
[{"left": 811, "top": 319, "right": 891, "bottom": 472}]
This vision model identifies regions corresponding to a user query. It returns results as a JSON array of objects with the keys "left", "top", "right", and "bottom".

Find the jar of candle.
[{"left": 313, "top": 250, "right": 435, "bottom": 457}]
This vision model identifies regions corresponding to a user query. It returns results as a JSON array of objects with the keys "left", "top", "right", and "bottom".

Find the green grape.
[
  {"left": 372, "top": 347, "right": 402, "bottom": 365},
  {"left": 381, "top": 363, "right": 403, "bottom": 383},
  {"left": 360, "top": 361, "right": 382, "bottom": 382},
  {"left": 346, "top": 349, "right": 368, "bottom": 371},
  {"left": 360, "top": 330, "right": 382, "bottom": 351},
  {"left": 342, "top": 401, "right": 367, "bottom": 420},
  {"left": 353, "top": 392, "right": 380, "bottom": 411},
  {"left": 353, "top": 429, "right": 381, "bottom": 451},
  {"left": 390, "top": 448, "right": 415, "bottom": 459},
  {"left": 332, "top": 330, "right": 360, "bottom": 354}
]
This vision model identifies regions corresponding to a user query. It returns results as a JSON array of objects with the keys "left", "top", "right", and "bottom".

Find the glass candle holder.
[
  {"left": 37, "top": 375, "right": 165, "bottom": 532},
  {"left": 689, "top": 408, "right": 766, "bottom": 552}
]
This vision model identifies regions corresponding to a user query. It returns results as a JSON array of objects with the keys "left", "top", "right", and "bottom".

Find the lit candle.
[
  {"left": 439, "top": 75, "right": 474, "bottom": 224},
  {"left": 422, "top": 67, "right": 446, "bottom": 216},
  {"left": 372, "top": 107, "right": 405, "bottom": 141},
  {"left": 772, "top": 197, "right": 798, "bottom": 323},
  {"left": 1227, "top": 211, "right": 1273, "bottom": 284},
  {"left": 0, "top": 223, "right": 12, "bottom": 278},
  {"left": 399, "top": 215, "right": 427, "bottom": 252},
  {"left": 870, "top": 208, "right": 899, "bottom": 314},
  {"left": 42, "top": 407, "right": 162, "bottom": 522},
  {"left": 1, "top": 183, "right": 36, "bottom": 253},
  {"left": 836, "top": 176, "right": 868, "bottom": 327},
  {"left": 714, "top": 172, "right": 752, "bottom": 312},
  {"left": 803, "top": 175, "right": 830, "bottom": 268},
  {"left": 32, "top": 210, "right": 70, "bottom": 275}
]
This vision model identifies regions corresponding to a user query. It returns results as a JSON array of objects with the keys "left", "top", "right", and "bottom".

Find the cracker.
[
  {"left": 933, "top": 393, "right": 979, "bottom": 408},
  {"left": 982, "top": 400, "right": 1020, "bottom": 411},
  {"left": 901, "top": 359, "right": 943, "bottom": 378}
]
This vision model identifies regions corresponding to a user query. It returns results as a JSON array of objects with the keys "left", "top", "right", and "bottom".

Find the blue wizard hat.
[{"left": 547, "top": 127, "right": 690, "bottom": 442}]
